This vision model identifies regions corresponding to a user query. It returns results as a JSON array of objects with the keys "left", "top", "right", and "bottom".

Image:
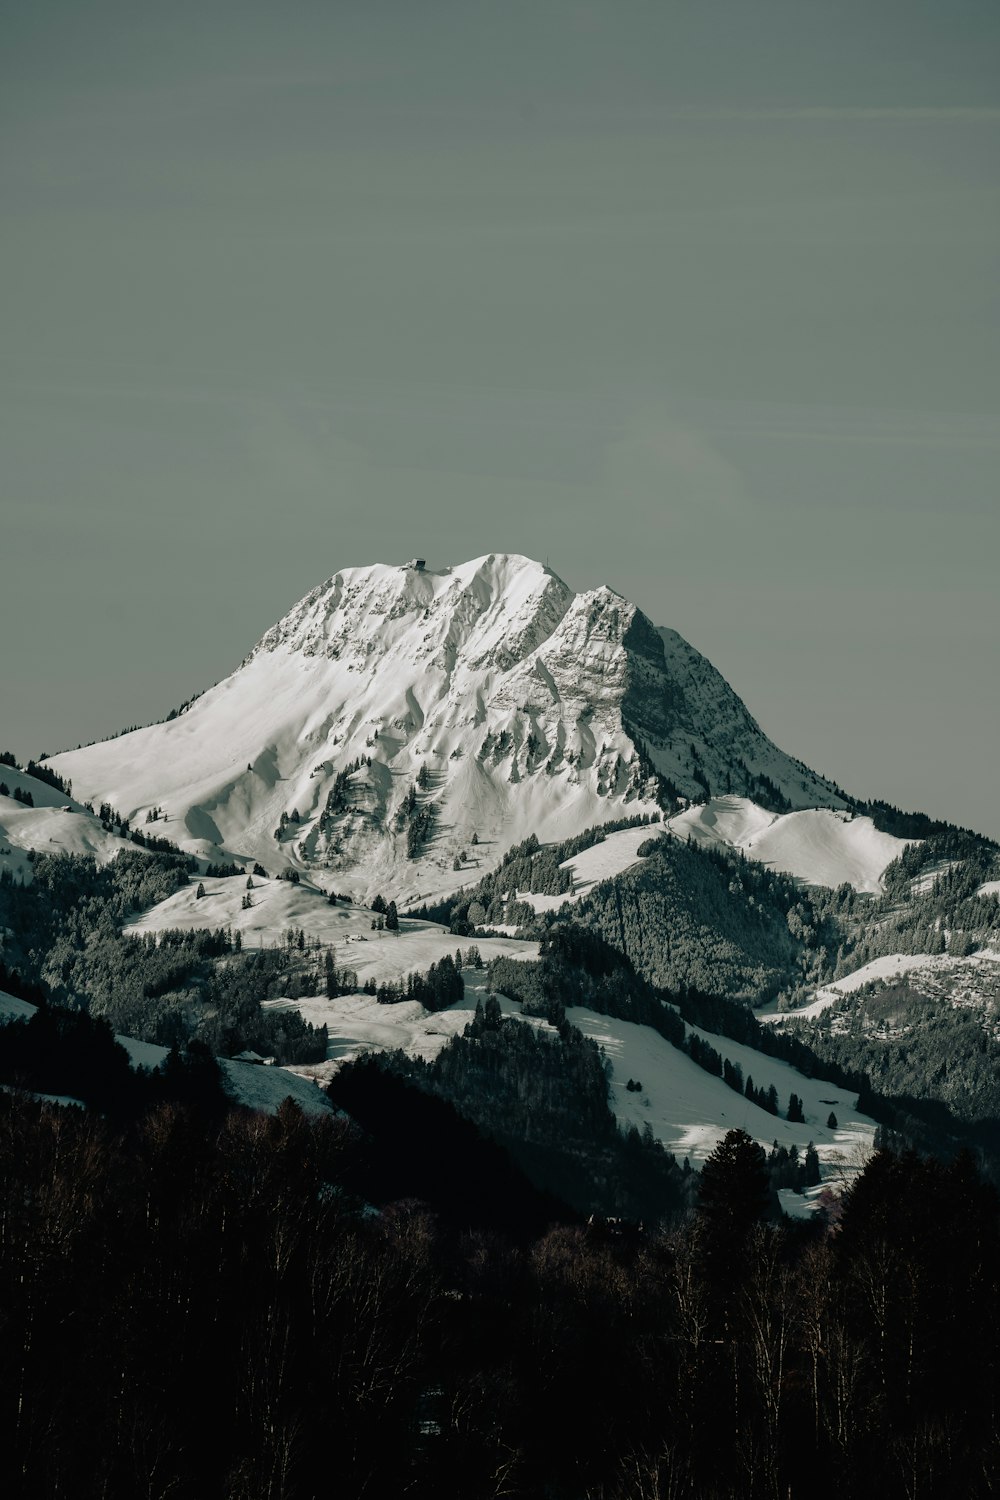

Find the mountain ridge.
[{"left": 47, "top": 553, "right": 847, "bottom": 902}]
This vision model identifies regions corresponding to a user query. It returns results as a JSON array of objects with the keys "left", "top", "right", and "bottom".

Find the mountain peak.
[{"left": 49, "top": 556, "right": 846, "bottom": 901}]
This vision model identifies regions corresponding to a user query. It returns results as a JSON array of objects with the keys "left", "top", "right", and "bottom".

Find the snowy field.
[
  {"left": 125, "top": 872, "right": 381, "bottom": 948},
  {"left": 117, "top": 1033, "right": 333, "bottom": 1117},
  {"left": 504, "top": 796, "right": 914, "bottom": 914},
  {"left": 0, "top": 767, "right": 134, "bottom": 884},
  {"left": 569, "top": 1007, "right": 875, "bottom": 1168},
  {"left": 124, "top": 871, "right": 540, "bottom": 981},
  {"left": 274, "top": 967, "right": 875, "bottom": 1184},
  {"left": 666, "top": 796, "right": 914, "bottom": 893},
  {"left": 275, "top": 974, "right": 551, "bottom": 1079},
  {"left": 513, "top": 824, "right": 665, "bottom": 912}
]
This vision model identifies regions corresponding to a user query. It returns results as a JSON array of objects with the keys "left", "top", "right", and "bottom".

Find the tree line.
[{"left": 2, "top": 1082, "right": 996, "bottom": 1500}]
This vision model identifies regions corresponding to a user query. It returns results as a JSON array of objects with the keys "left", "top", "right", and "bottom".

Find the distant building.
[{"left": 406, "top": 558, "right": 426, "bottom": 571}]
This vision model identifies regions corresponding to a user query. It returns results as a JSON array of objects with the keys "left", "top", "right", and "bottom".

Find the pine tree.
[
  {"left": 196, "top": 882, "right": 206, "bottom": 899},
  {"left": 827, "top": 1111, "right": 838, "bottom": 1130},
  {"left": 385, "top": 901, "right": 399, "bottom": 932},
  {"left": 697, "top": 1129, "right": 770, "bottom": 1296},
  {"left": 804, "top": 1141, "right": 821, "bottom": 1185}
]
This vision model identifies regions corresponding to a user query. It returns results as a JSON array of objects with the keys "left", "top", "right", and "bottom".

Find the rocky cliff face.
[{"left": 49, "top": 554, "right": 845, "bottom": 900}]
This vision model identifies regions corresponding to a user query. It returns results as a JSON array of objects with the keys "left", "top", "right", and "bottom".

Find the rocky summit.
[{"left": 49, "top": 554, "right": 844, "bottom": 901}]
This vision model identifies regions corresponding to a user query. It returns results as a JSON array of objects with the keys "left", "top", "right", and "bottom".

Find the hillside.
[
  {"left": 667, "top": 795, "right": 914, "bottom": 893},
  {"left": 0, "top": 763, "right": 135, "bottom": 884}
]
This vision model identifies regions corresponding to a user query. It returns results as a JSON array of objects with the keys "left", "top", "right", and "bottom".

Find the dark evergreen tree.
[
  {"left": 698, "top": 1129, "right": 769, "bottom": 1237},
  {"left": 696, "top": 1129, "right": 770, "bottom": 1304}
]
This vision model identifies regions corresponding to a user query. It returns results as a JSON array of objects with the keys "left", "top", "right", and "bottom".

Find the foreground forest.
[
  {"left": 2, "top": 1081, "right": 997, "bottom": 1500},
  {"left": 3, "top": 824, "right": 1000, "bottom": 1496}
]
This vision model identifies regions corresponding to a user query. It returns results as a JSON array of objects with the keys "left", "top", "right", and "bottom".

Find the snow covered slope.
[
  {"left": 0, "top": 990, "right": 331, "bottom": 1117},
  {"left": 126, "top": 873, "right": 870, "bottom": 1176},
  {"left": 273, "top": 965, "right": 874, "bottom": 1171},
  {"left": 0, "top": 989, "right": 37, "bottom": 1021},
  {"left": 575, "top": 1008, "right": 875, "bottom": 1169},
  {"left": 668, "top": 795, "right": 913, "bottom": 892},
  {"left": 48, "top": 555, "right": 847, "bottom": 904},
  {"left": 514, "top": 824, "right": 666, "bottom": 913},
  {"left": 0, "top": 767, "right": 135, "bottom": 884},
  {"left": 124, "top": 870, "right": 540, "bottom": 976}
]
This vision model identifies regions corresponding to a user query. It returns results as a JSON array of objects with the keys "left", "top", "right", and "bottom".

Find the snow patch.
[
  {"left": 512, "top": 824, "right": 666, "bottom": 913},
  {"left": 0, "top": 989, "right": 37, "bottom": 1020},
  {"left": 668, "top": 796, "right": 913, "bottom": 892}
]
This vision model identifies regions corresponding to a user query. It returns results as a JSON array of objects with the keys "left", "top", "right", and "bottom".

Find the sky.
[{"left": 3, "top": 0, "right": 998, "bottom": 836}]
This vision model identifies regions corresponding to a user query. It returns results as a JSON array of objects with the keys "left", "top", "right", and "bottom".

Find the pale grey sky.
[{"left": 3, "top": 1, "right": 998, "bottom": 835}]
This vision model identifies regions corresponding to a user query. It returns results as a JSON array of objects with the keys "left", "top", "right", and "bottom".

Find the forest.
[
  {"left": 1, "top": 1080, "right": 996, "bottom": 1500},
  {"left": 437, "top": 817, "right": 1000, "bottom": 1004},
  {"left": 0, "top": 851, "right": 332, "bottom": 1064},
  {"left": 2, "top": 809, "right": 1000, "bottom": 1496}
]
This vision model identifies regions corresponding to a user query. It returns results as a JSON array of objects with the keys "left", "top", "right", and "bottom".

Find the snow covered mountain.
[{"left": 48, "top": 554, "right": 847, "bottom": 902}]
